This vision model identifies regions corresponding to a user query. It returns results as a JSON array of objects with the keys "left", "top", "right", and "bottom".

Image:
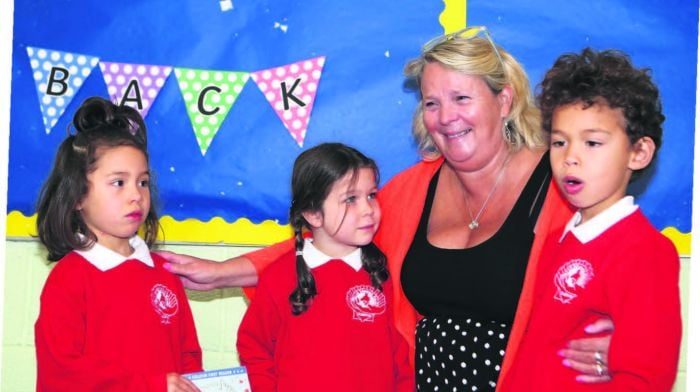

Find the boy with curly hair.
[{"left": 500, "top": 48, "right": 682, "bottom": 391}]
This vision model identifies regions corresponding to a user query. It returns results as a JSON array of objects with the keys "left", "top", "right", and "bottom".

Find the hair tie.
[{"left": 296, "top": 250, "right": 303, "bottom": 256}]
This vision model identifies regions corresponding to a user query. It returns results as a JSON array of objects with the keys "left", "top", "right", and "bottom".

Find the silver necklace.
[{"left": 467, "top": 154, "right": 512, "bottom": 230}]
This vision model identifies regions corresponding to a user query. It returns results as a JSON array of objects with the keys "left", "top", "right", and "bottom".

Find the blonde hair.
[{"left": 404, "top": 34, "right": 545, "bottom": 160}]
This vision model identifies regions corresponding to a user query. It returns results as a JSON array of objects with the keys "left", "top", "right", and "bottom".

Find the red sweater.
[
  {"left": 501, "top": 209, "right": 682, "bottom": 391},
  {"left": 237, "top": 249, "right": 413, "bottom": 391},
  {"left": 244, "top": 158, "right": 573, "bottom": 389},
  {"left": 35, "top": 251, "right": 202, "bottom": 391}
]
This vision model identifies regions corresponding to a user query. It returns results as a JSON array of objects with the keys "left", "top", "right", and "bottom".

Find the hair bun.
[{"left": 72, "top": 97, "right": 147, "bottom": 144}]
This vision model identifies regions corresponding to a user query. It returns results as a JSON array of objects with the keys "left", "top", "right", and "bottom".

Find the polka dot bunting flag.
[
  {"left": 26, "top": 46, "right": 100, "bottom": 134},
  {"left": 26, "top": 45, "right": 327, "bottom": 154},
  {"left": 99, "top": 61, "right": 172, "bottom": 119},
  {"left": 250, "top": 56, "right": 325, "bottom": 147},
  {"left": 174, "top": 68, "right": 250, "bottom": 156}
]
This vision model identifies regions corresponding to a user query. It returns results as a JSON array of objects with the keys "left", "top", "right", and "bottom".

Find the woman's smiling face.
[{"left": 420, "top": 62, "right": 512, "bottom": 170}]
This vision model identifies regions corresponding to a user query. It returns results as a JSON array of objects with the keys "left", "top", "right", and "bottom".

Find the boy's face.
[{"left": 549, "top": 102, "right": 654, "bottom": 223}]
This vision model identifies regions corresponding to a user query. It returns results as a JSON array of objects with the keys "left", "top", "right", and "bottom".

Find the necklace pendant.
[{"left": 469, "top": 220, "right": 479, "bottom": 230}]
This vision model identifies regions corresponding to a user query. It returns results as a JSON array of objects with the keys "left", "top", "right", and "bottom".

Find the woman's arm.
[
  {"left": 159, "top": 237, "right": 296, "bottom": 290},
  {"left": 160, "top": 251, "right": 258, "bottom": 290},
  {"left": 560, "top": 318, "right": 613, "bottom": 383}
]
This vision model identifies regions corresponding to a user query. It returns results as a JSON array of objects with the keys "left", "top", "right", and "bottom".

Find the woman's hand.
[
  {"left": 559, "top": 318, "right": 614, "bottom": 383},
  {"left": 159, "top": 251, "right": 258, "bottom": 290},
  {"left": 166, "top": 373, "right": 200, "bottom": 392}
]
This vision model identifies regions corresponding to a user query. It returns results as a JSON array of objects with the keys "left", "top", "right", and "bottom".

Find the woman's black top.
[{"left": 401, "top": 152, "right": 551, "bottom": 390}]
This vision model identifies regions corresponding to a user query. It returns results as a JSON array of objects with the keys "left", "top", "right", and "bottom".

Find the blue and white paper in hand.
[{"left": 183, "top": 366, "right": 251, "bottom": 392}]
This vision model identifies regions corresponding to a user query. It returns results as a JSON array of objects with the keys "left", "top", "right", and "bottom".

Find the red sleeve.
[
  {"left": 386, "top": 281, "right": 415, "bottom": 392},
  {"left": 245, "top": 238, "right": 295, "bottom": 276},
  {"left": 604, "top": 235, "right": 682, "bottom": 390},
  {"left": 174, "top": 280, "right": 203, "bottom": 373},
  {"left": 242, "top": 238, "right": 296, "bottom": 300},
  {"left": 236, "top": 269, "right": 282, "bottom": 391},
  {"left": 35, "top": 261, "right": 166, "bottom": 392}
]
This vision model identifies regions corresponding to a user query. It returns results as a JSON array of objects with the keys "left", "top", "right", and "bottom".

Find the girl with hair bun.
[{"left": 34, "top": 96, "right": 202, "bottom": 391}]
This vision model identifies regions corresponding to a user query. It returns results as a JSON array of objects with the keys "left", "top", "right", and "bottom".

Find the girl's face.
[
  {"left": 421, "top": 62, "right": 512, "bottom": 170},
  {"left": 303, "top": 167, "right": 381, "bottom": 258},
  {"left": 77, "top": 145, "right": 151, "bottom": 255}
]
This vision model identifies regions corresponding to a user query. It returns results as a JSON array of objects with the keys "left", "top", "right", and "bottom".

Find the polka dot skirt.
[{"left": 416, "top": 316, "right": 509, "bottom": 391}]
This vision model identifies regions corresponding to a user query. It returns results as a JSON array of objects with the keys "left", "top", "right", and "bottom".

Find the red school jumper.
[
  {"left": 501, "top": 198, "right": 682, "bottom": 391},
  {"left": 243, "top": 158, "right": 574, "bottom": 390},
  {"left": 237, "top": 242, "right": 413, "bottom": 391},
  {"left": 35, "top": 237, "right": 202, "bottom": 391}
]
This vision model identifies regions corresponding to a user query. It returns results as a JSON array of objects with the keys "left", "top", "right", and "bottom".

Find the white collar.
[
  {"left": 560, "top": 196, "right": 638, "bottom": 244},
  {"left": 302, "top": 238, "right": 363, "bottom": 272},
  {"left": 75, "top": 235, "right": 154, "bottom": 272}
]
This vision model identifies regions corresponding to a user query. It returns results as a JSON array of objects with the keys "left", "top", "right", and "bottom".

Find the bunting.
[
  {"left": 26, "top": 46, "right": 100, "bottom": 134},
  {"left": 99, "top": 62, "right": 172, "bottom": 118},
  {"left": 25, "top": 46, "right": 327, "bottom": 153},
  {"left": 250, "top": 56, "right": 326, "bottom": 147},
  {"left": 174, "top": 68, "right": 250, "bottom": 156}
]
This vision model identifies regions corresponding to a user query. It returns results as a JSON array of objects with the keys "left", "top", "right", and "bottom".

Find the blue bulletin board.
[{"left": 7, "top": 0, "right": 698, "bottom": 252}]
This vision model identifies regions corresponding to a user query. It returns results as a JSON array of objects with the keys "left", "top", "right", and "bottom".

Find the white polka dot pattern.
[
  {"left": 174, "top": 68, "right": 250, "bottom": 156},
  {"left": 250, "top": 56, "right": 325, "bottom": 147},
  {"left": 99, "top": 61, "right": 172, "bottom": 118},
  {"left": 416, "top": 316, "right": 509, "bottom": 391},
  {"left": 26, "top": 46, "right": 100, "bottom": 134}
]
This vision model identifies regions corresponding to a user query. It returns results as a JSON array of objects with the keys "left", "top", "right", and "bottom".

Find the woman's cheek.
[{"left": 423, "top": 112, "right": 440, "bottom": 133}]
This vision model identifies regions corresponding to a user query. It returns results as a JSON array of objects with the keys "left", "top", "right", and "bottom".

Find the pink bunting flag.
[
  {"left": 250, "top": 56, "right": 326, "bottom": 147},
  {"left": 99, "top": 61, "right": 172, "bottom": 118}
]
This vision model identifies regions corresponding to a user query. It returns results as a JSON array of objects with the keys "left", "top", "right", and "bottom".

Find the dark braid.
[
  {"left": 361, "top": 242, "right": 389, "bottom": 292},
  {"left": 287, "top": 142, "right": 386, "bottom": 315},
  {"left": 289, "top": 215, "right": 317, "bottom": 315}
]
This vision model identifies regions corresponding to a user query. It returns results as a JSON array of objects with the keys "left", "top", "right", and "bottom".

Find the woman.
[{"left": 161, "top": 27, "right": 613, "bottom": 390}]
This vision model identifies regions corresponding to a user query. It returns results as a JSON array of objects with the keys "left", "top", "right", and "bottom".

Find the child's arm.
[
  {"left": 604, "top": 236, "right": 682, "bottom": 390},
  {"left": 166, "top": 373, "right": 201, "bottom": 392},
  {"left": 386, "top": 281, "right": 415, "bottom": 392},
  {"left": 35, "top": 262, "right": 176, "bottom": 391},
  {"left": 235, "top": 273, "right": 282, "bottom": 391},
  {"left": 172, "top": 278, "right": 203, "bottom": 373}
]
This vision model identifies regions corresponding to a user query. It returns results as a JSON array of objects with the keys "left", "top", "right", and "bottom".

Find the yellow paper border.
[
  {"left": 440, "top": 0, "right": 467, "bottom": 33},
  {"left": 6, "top": 211, "right": 292, "bottom": 247},
  {"left": 6, "top": 210, "right": 690, "bottom": 254},
  {"left": 6, "top": 0, "right": 692, "bottom": 256}
]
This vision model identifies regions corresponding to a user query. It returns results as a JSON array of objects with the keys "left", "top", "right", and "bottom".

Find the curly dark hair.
[
  {"left": 36, "top": 96, "right": 160, "bottom": 262},
  {"left": 537, "top": 47, "right": 665, "bottom": 172}
]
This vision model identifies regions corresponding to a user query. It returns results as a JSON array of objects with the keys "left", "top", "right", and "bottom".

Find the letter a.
[{"left": 119, "top": 80, "right": 144, "bottom": 110}]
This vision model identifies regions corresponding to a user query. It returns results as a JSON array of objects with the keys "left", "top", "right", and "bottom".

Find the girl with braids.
[
  {"left": 236, "top": 143, "right": 413, "bottom": 391},
  {"left": 34, "top": 97, "right": 202, "bottom": 391}
]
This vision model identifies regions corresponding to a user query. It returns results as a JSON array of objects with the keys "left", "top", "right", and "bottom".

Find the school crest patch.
[
  {"left": 553, "top": 259, "right": 594, "bottom": 304},
  {"left": 346, "top": 285, "right": 386, "bottom": 322},
  {"left": 151, "top": 284, "right": 179, "bottom": 324}
]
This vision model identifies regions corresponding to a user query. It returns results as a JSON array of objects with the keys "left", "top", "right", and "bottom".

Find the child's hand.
[{"left": 166, "top": 373, "right": 201, "bottom": 392}]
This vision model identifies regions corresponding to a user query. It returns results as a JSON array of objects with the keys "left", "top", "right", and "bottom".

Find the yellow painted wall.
[{"left": 2, "top": 239, "right": 691, "bottom": 391}]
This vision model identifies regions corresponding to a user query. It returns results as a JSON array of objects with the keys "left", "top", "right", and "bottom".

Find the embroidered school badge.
[
  {"left": 553, "top": 259, "right": 594, "bottom": 304},
  {"left": 151, "top": 284, "right": 179, "bottom": 324},
  {"left": 346, "top": 285, "right": 386, "bottom": 322}
]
